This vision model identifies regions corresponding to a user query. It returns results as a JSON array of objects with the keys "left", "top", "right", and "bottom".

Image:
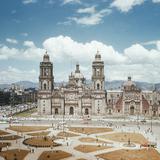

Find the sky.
[{"left": 0, "top": 0, "right": 160, "bottom": 84}]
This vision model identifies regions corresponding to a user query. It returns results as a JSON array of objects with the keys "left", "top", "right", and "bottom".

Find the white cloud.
[
  {"left": 6, "top": 38, "right": 18, "bottom": 44},
  {"left": 110, "top": 0, "right": 145, "bottom": 12},
  {"left": 62, "top": 0, "right": 81, "bottom": 5},
  {"left": 69, "top": 8, "right": 112, "bottom": 25},
  {"left": 0, "top": 41, "right": 44, "bottom": 61},
  {"left": 0, "top": 45, "right": 19, "bottom": 60},
  {"left": 21, "top": 33, "right": 28, "bottom": 37},
  {"left": 141, "top": 40, "right": 160, "bottom": 50},
  {"left": 141, "top": 40, "right": 157, "bottom": 45},
  {"left": 157, "top": 41, "right": 160, "bottom": 50},
  {"left": 0, "top": 66, "right": 38, "bottom": 84},
  {"left": 23, "top": 41, "right": 35, "bottom": 48},
  {"left": 22, "top": 0, "right": 37, "bottom": 4},
  {"left": 152, "top": 0, "right": 160, "bottom": 3},
  {"left": 77, "top": 6, "right": 96, "bottom": 14},
  {"left": 1, "top": 36, "right": 160, "bottom": 83},
  {"left": 107, "top": 64, "right": 160, "bottom": 83},
  {"left": 43, "top": 35, "right": 126, "bottom": 65},
  {"left": 124, "top": 44, "right": 160, "bottom": 65},
  {"left": 42, "top": 35, "right": 160, "bottom": 82}
]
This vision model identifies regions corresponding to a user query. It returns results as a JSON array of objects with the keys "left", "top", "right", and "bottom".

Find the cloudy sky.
[{"left": 0, "top": 0, "right": 160, "bottom": 84}]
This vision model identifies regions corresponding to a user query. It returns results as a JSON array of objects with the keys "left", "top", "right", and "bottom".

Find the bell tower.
[
  {"left": 91, "top": 51, "right": 106, "bottom": 116},
  {"left": 39, "top": 51, "right": 54, "bottom": 91},
  {"left": 38, "top": 51, "right": 54, "bottom": 115},
  {"left": 92, "top": 51, "right": 105, "bottom": 91}
]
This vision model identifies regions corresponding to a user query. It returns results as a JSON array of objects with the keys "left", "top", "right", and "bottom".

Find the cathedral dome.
[
  {"left": 123, "top": 77, "right": 136, "bottom": 87},
  {"left": 73, "top": 63, "right": 84, "bottom": 79},
  {"left": 74, "top": 72, "right": 84, "bottom": 79}
]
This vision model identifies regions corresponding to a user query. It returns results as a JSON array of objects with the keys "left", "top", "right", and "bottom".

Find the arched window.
[
  {"left": 97, "top": 83, "right": 100, "bottom": 90},
  {"left": 44, "top": 69, "right": 46, "bottom": 76},
  {"left": 130, "top": 106, "right": 134, "bottom": 115},
  {"left": 44, "top": 83, "right": 47, "bottom": 90},
  {"left": 55, "top": 108, "right": 58, "bottom": 115},
  {"left": 85, "top": 108, "right": 89, "bottom": 115},
  {"left": 69, "top": 107, "right": 74, "bottom": 115}
]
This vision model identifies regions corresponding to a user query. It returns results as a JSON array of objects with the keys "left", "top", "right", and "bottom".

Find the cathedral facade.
[
  {"left": 38, "top": 51, "right": 106, "bottom": 116},
  {"left": 38, "top": 52, "right": 160, "bottom": 117}
]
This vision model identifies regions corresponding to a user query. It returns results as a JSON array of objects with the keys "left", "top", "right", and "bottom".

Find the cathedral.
[{"left": 38, "top": 51, "right": 160, "bottom": 117}]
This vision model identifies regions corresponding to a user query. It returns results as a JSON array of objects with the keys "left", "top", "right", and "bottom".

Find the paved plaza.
[{"left": 0, "top": 116, "right": 160, "bottom": 160}]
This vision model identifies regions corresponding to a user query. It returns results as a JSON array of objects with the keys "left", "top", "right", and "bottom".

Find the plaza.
[{"left": 0, "top": 114, "right": 160, "bottom": 160}]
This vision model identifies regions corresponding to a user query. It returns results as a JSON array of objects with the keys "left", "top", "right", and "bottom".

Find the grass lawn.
[
  {"left": 0, "top": 149, "right": 29, "bottom": 160},
  {"left": 74, "top": 144, "right": 111, "bottom": 153},
  {"left": 13, "top": 108, "right": 37, "bottom": 117},
  {"left": 8, "top": 125, "right": 49, "bottom": 132},
  {"left": 99, "top": 132, "right": 148, "bottom": 144},
  {"left": 97, "top": 148, "right": 160, "bottom": 160},
  {"left": 23, "top": 137, "right": 60, "bottom": 147},
  {"left": 0, "top": 130, "right": 10, "bottom": 136},
  {"left": 38, "top": 150, "right": 72, "bottom": 160},
  {"left": 27, "top": 131, "right": 50, "bottom": 136},
  {"left": 0, "top": 135, "right": 21, "bottom": 140}
]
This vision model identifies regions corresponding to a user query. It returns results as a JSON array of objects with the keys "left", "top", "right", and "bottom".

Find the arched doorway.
[
  {"left": 85, "top": 108, "right": 89, "bottom": 115},
  {"left": 55, "top": 108, "right": 58, "bottom": 115},
  {"left": 130, "top": 106, "right": 135, "bottom": 115},
  {"left": 153, "top": 111, "right": 156, "bottom": 117},
  {"left": 69, "top": 107, "right": 74, "bottom": 115}
]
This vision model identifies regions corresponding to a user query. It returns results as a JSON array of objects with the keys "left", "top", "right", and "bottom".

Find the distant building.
[
  {"left": 11, "top": 83, "right": 24, "bottom": 96},
  {"left": 0, "top": 86, "right": 37, "bottom": 106},
  {"left": 22, "top": 88, "right": 37, "bottom": 103},
  {"left": 38, "top": 52, "right": 160, "bottom": 117},
  {"left": 0, "top": 90, "right": 10, "bottom": 106}
]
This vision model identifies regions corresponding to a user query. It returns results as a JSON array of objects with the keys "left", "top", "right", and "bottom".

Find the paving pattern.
[{"left": 0, "top": 119, "right": 160, "bottom": 160}]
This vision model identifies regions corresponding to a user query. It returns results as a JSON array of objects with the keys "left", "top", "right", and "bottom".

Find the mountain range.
[{"left": 0, "top": 80, "right": 160, "bottom": 91}]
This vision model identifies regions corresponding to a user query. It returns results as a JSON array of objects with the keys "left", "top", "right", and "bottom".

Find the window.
[
  {"left": 97, "top": 83, "right": 100, "bottom": 90},
  {"left": 85, "top": 108, "right": 89, "bottom": 115},
  {"left": 44, "top": 83, "right": 47, "bottom": 90},
  {"left": 44, "top": 68, "right": 49, "bottom": 76},
  {"left": 55, "top": 108, "right": 58, "bottom": 115},
  {"left": 69, "top": 107, "right": 74, "bottom": 115}
]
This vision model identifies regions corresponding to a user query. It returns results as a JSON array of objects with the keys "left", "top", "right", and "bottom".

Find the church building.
[{"left": 38, "top": 51, "right": 160, "bottom": 117}]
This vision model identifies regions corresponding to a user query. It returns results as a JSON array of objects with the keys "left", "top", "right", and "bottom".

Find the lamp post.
[
  {"left": 62, "top": 97, "right": 65, "bottom": 135},
  {"left": 110, "top": 94, "right": 113, "bottom": 115},
  {"left": 136, "top": 106, "right": 139, "bottom": 129},
  {"left": 151, "top": 110, "right": 153, "bottom": 133}
]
